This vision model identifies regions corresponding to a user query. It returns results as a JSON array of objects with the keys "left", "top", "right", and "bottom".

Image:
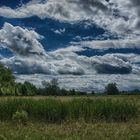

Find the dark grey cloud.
[
  {"left": 90, "top": 53, "right": 136, "bottom": 75},
  {"left": 69, "top": 0, "right": 108, "bottom": 14},
  {"left": 95, "top": 63, "right": 132, "bottom": 74},
  {"left": 58, "top": 67, "right": 85, "bottom": 75},
  {"left": 130, "top": 0, "right": 140, "bottom": 29},
  {"left": 131, "top": 0, "right": 140, "bottom": 6}
]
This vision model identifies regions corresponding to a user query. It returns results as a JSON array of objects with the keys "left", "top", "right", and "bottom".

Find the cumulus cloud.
[
  {"left": 0, "top": 23, "right": 87, "bottom": 75},
  {"left": 0, "top": 23, "right": 45, "bottom": 56},
  {"left": 0, "top": 53, "right": 86, "bottom": 75},
  {"left": 0, "top": 57, "right": 53, "bottom": 74}
]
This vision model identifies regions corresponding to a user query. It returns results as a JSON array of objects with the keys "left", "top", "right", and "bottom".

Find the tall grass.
[{"left": 0, "top": 98, "right": 138, "bottom": 122}]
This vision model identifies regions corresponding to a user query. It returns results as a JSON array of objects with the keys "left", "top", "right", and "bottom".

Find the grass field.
[{"left": 0, "top": 95, "right": 139, "bottom": 140}]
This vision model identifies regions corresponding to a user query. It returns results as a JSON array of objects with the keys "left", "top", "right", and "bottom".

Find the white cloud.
[
  {"left": 52, "top": 28, "right": 66, "bottom": 35},
  {"left": 79, "top": 39, "right": 140, "bottom": 50},
  {"left": 53, "top": 45, "right": 85, "bottom": 53},
  {"left": 0, "top": 23, "right": 45, "bottom": 56},
  {"left": 0, "top": 0, "right": 139, "bottom": 38}
]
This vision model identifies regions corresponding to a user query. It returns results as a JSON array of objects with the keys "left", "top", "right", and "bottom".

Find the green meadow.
[{"left": 0, "top": 95, "right": 139, "bottom": 140}]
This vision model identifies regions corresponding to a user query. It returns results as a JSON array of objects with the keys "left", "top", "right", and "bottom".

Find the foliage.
[
  {"left": 105, "top": 83, "right": 119, "bottom": 95},
  {"left": 0, "top": 64, "right": 15, "bottom": 86},
  {"left": 19, "top": 81, "right": 37, "bottom": 96},
  {"left": 0, "top": 64, "right": 16, "bottom": 95},
  {"left": 41, "top": 79, "right": 60, "bottom": 95}
]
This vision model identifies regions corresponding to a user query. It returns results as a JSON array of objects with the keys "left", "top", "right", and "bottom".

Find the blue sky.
[{"left": 0, "top": 0, "right": 140, "bottom": 92}]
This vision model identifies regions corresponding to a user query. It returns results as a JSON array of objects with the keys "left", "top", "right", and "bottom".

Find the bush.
[
  {"left": 12, "top": 110, "right": 28, "bottom": 124},
  {"left": 105, "top": 83, "right": 119, "bottom": 95}
]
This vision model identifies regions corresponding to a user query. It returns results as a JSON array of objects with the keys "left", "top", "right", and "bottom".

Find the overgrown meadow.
[{"left": 0, "top": 97, "right": 138, "bottom": 123}]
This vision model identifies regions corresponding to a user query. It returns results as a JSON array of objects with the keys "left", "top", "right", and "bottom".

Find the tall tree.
[{"left": 105, "top": 83, "right": 119, "bottom": 95}]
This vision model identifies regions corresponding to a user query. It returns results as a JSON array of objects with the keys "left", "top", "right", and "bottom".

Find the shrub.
[{"left": 12, "top": 110, "right": 28, "bottom": 124}]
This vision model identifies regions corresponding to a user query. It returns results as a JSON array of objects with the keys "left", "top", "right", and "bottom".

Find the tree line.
[{"left": 0, "top": 64, "right": 139, "bottom": 96}]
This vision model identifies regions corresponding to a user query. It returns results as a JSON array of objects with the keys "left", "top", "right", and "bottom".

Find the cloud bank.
[
  {"left": 0, "top": 0, "right": 140, "bottom": 37},
  {"left": 0, "top": 23, "right": 139, "bottom": 76}
]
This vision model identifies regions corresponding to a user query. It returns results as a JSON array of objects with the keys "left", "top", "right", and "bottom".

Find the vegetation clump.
[{"left": 12, "top": 110, "right": 28, "bottom": 124}]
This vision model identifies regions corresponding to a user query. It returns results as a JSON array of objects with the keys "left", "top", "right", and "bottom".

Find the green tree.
[
  {"left": 20, "top": 82, "right": 37, "bottom": 96},
  {"left": 0, "top": 64, "right": 15, "bottom": 95},
  {"left": 60, "top": 88, "right": 67, "bottom": 96},
  {"left": 42, "top": 79, "right": 60, "bottom": 95},
  {"left": 14, "top": 82, "right": 37, "bottom": 96},
  {"left": 105, "top": 83, "right": 119, "bottom": 95},
  {"left": 69, "top": 89, "right": 76, "bottom": 95},
  {"left": 15, "top": 83, "right": 23, "bottom": 96},
  {"left": 91, "top": 91, "right": 95, "bottom": 95},
  {"left": 0, "top": 64, "right": 15, "bottom": 86}
]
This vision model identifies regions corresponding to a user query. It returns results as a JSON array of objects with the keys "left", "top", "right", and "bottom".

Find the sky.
[{"left": 0, "top": 0, "right": 140, "bottom": 92}]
